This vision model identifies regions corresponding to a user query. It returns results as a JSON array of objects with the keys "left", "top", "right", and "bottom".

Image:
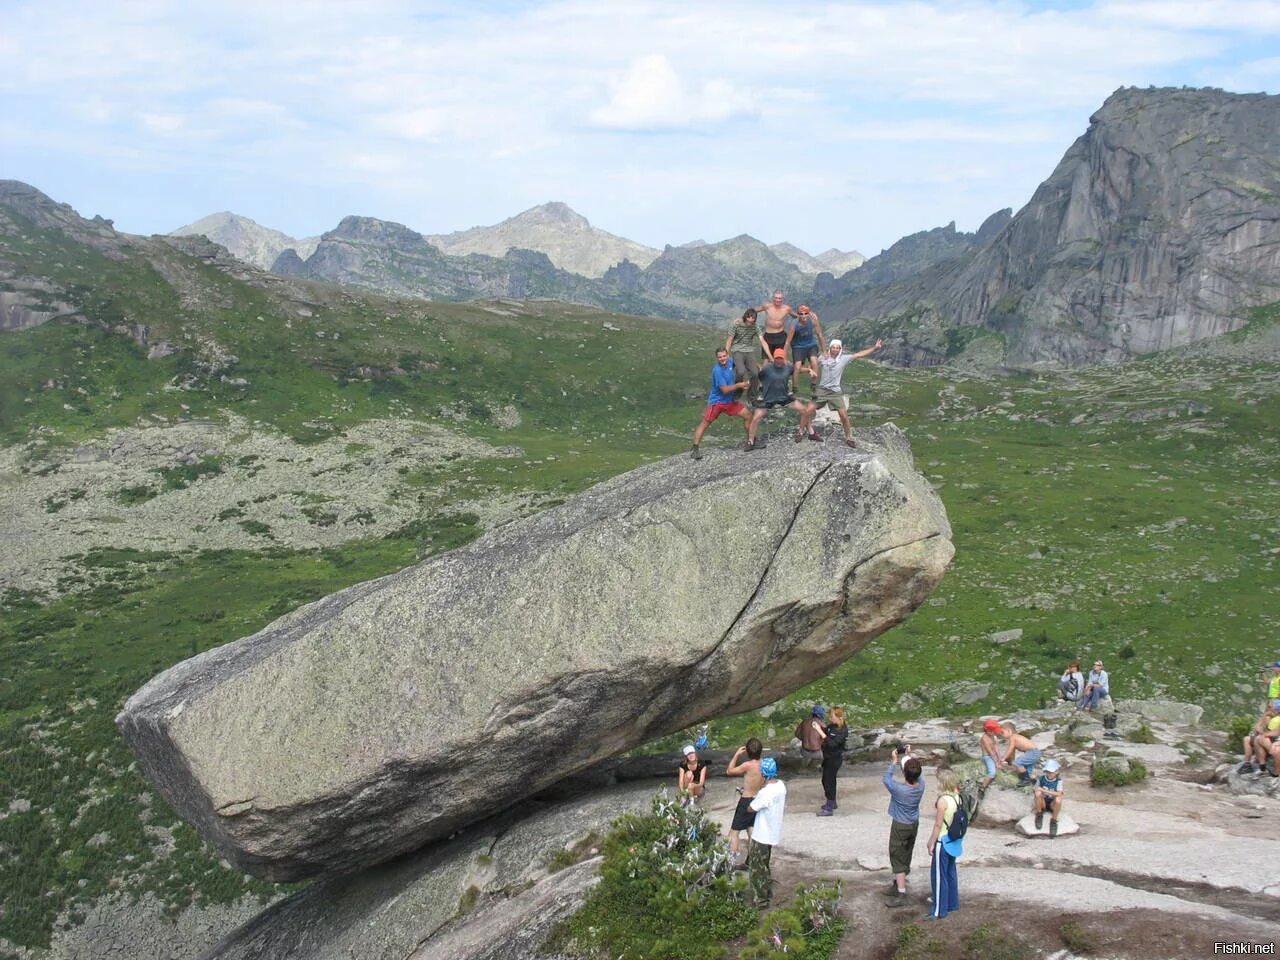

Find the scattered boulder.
[
  {"left": 989, "top": 628, "right": 1022, "bottom": 645},
  {"left": 1093, "top": 755, "right": 1131, "bottom": 778},
  {"left": 1116, "top": 699, "right": 1204, "bottom": 726},
  {"left": 1225, "top": 767, "right": 1280, "bottom": 798},
  {"left": 1015, "top": 812, "right": 1080, "bottom": 838},
  {"left": 119, "top": 426, "right": 953, "bottom": 881},
  {"left": 950, "top": 681, "right": 990, "bottom": 705}
]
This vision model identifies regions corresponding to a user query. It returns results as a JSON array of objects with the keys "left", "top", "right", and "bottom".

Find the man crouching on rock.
[
  {"left": 726, "top": 738, "right": 765, "bottom": 865},
  {"left": 747, "top": 350, "right": 812, "bottom": 451}
]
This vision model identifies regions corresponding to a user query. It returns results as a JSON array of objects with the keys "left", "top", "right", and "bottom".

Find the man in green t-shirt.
[
  {"left": 1267, "top": 661, "right": 1280, "bottom": 702},
  {"left": 724, "top": 308, "right": 764, "bottom": 402}
]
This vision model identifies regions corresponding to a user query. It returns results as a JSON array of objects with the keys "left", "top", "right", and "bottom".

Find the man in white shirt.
[
  {"left": 808, "top": 337, "right": 883, "bottom": 446},
  {"left": 746, "top": 757, "right": 786, "bottom": 907}
]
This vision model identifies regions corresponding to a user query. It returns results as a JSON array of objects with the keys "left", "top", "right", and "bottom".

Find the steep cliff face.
[
  {"left": 944, "top": 87, "right": 1280, "bottom": 365},
  {"left": 820, "top": 88, "right": 1280, "bottom": 367}
]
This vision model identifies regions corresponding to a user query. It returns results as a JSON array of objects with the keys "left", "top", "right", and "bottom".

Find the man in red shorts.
[{"left": 691, "top": 348, "right": 752, "bottom": 460}]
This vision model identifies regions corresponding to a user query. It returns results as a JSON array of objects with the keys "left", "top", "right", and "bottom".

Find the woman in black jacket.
[{"left": 819, "top": 706, "right": 849, "bottom": 815}]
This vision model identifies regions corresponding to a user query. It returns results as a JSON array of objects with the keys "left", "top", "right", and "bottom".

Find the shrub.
[
  {"left": 893, "top": 923, "right": 944, "bottom": 960},
  {"left": 1127, "top": 722, "right": 1157, "bottom": 744},
  {"left": 740, "top": 881, "right": 844, "bottom": 960},
  {"left": 548, "top": 790, "right": 752, "bottom": 960},
  {"left": 1091, "top": 756, "right": 1148, "bottom": 786},
  {"left": 1060, "top": 919, "right": 1098, "bottom": 954},
  {"left": 961, "top": 922, "right": 1031, "bottom": 960},
  {"left": 1227, "top": 715, "right": 1255, "bottom": 749}
]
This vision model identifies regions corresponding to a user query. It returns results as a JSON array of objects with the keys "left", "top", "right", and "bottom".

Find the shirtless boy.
[
  {"left": 726, "top": 738, "right": 765, "bottom": 864},
  {"left": 998, "top": 721, "right": 1042, "bottom": 783},
  {"left": 979, "top": 719, "right": 1004, "bottom": 792}
]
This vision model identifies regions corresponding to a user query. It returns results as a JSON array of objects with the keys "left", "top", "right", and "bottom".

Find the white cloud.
[
  {"left": 139, "top": 113, "right": 185, "bottom": 135},
  {"left": 589, "top": 54, "right": 757, "bottom": 130}
]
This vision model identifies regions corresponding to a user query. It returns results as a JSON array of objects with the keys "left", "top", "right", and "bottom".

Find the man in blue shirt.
[
  {"left": 690, "top": 348, "right": 752, "bottom": 460},
  {"left": 884, "top": 746, "right": 925, "bottom": 904}
]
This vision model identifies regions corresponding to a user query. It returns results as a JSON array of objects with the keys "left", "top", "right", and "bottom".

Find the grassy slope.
[{"left": 1, "top": 216, "right": 1278, "bottom": 950}]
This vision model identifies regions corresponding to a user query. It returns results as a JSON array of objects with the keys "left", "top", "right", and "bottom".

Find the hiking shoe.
[
  {"left": 886, "top": 892, "right": 909, "bottom": 907},
  {"left": 755, "top": 436, "right": 768, "bottom": 448},
  {"left": 1049, "top": 818, "right": 1059, "bottom": 838},
  {"left": 1034, "top": 811, "right": 1044, "bottom": 830},
  {"left": 808, "top": 431, "right": 823, "bottom": 442},
  {"left": 742, "top": 440, "right": 756, "bottom": 452},
  {"left": 817, "top": 807, "right": 833, "bottom": 817},
  {"left": 1238, "top": 761, "right": 1258, "bottom": 774},
  {"left": 793, "top": 429, "right": 804, "bottom": 443},
  {"left": 844, "top": 438, "right": 856, "bottom": 448},
  {"left": 690, "top": 445, "right": 703, "bottom": 461}
]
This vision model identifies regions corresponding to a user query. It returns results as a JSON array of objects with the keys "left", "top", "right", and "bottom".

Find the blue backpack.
[{"left": 946, "top": 795, "right": 970, "bottom": 841}]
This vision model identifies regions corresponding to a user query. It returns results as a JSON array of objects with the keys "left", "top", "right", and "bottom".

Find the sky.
[{"left": 2, "top": 0, "right": 1278, "bottom": 256}]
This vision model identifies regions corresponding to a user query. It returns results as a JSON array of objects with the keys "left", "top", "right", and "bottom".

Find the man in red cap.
[
  {"left": 747, "top": 349, "right": 812, "bottom": 450},
  {"left": 979, "top": 718, "right": 1004, "bottom": 793}
]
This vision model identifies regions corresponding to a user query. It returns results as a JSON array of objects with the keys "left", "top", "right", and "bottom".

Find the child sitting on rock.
[
  {"left": 1033, "top": 758, "right": 1065, "bottom": 837},
  {"left": 998, "top": 721, "right": 1041, "bottom": 785}
]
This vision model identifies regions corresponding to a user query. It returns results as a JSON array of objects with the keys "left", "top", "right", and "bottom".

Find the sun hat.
[
  {"left": 681, "top": 744, "right": 695, "bottom": 756},
  {"left": 760, "top": 757, "right": 778, "bottom": 779},
  {"left": 1043, "top": 758, "right": 1061, "bottom": 773}
]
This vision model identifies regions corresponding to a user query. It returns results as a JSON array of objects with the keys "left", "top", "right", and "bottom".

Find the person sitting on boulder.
[
  {"left": 1240, "top": 699, "right": 1280, "bottom": 775},
  {"left": 979, "top": 719, "right": 1004, "bottom": 792},
  {"left": 677, "top": 744, "right": 709, "bottom": 804},
  {"left": 1033, "top": 758, "right": 1065, "bottom": 837},
  {"left": 998, "top": 721, "right": 1041, "bottom": 785},
  {"left": 795, "top": 705, "right": 827, "bottom": 766},
  {"left": 690, "top": 348, "right": 753, "bottom": 460},
  {"left": 1080, "top": 660, "right": 1110, "bottom": 710},
  {"left": 747, "top": 349, "right": 813, "bottom": 450},
  {"left": 1057, "top": 661, "right": 1084, "bottom": 703},
  {"left": 726, "top": 738, "right": 765, "bottom": 863}
]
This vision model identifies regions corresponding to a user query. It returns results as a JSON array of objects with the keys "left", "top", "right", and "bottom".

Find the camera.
[{"left": 894, "top": 741, "right": 910, "bottom": 755}]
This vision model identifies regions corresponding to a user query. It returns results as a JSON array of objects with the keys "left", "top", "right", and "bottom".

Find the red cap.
[
  {"left": 983, "top": 719, "right": 1003, "bottom": 734},
  {"left": 772, "top": 348, "right": 786, "bottom": 359}
]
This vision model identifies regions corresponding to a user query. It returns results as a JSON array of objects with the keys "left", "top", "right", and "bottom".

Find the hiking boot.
[
  {"left": 886, "top": 892, "right": 909, "bottom": 907},
  {"left": 808, "top": 431, "right": 823, "bottom": 442},
  {"left": 1034, "top": 811, "right": 1044, "bottom": 830},
  {"left": 1049, "top": 818, "right": 1059, "bottom": 838},
  {"left": 755, "top": 436, "right": 768, "bottom": 448},
  {"left": 690, "top": 445, "right": 703, "bottom": 461},
  {"left": 844, "top": 438, "right": 856, "bottom": 448},
  {"left": 817, "top": 807, "right": 833, "bottom": 817},
  {"left": 1237, "top": 761, "right": 1257, "bottom": 774},
  {"left": 793, "top": 429, "right": 804, "bottom": 443}
]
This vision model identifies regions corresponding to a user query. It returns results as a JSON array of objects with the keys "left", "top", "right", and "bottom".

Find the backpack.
[
  {"left": 1064, "top": 674, "right": 1079, "bottom": 698},
  {"left": 945, "top": 794, "right": 971, "bottom": 842}
]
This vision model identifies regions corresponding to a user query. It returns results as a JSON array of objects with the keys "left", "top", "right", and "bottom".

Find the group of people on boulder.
[
  {"left": 1057, "top": 659, "right": 1110, "bottom": 710},
  {"left": 690, "top": 290, "right": 884, "bottom": 459}
]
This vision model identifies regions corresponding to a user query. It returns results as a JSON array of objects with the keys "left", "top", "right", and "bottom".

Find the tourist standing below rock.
[
  {"left": 925, "top": 768, "right": 963, "bottom": 921},
  {"left": 754, "top": 289, "right": 798, "bottom": 362},
  {"left": 1080, "top": 660, "right": 1110, "bottom": 710},
  {"left": 677, "top": 745, "right": 708, "bottom": 804},
  {"left": 747, "top": 757, "right": 786, "bottom": 908},
  {"left": 810, "top": 338, "right": 884, "bottom": 448},
  {"left": 726, "top": 738, "right": 764, "bottom": 863},
  {"left": 1033, "top": 758, "right": 1065, "bottom": 837},
  {"left": 1057, "top": 661, "right": 1084, "bottom": 703},
  {"left": 818, "top": 706, "right": 849, "bottom": 816},
  {"left": 724, "top": 308, "right": 763, "bottom": 402},
  {"left": 795, "top": 705, "right": 828, "bottom": 765},
  {"left": 690, "top": 348, "right": 752, "bottom": 460},
  {"left": 788, "top": 305, "right": 824, "bottom": 396},
  {"left": 979, "top": 719, "right": 1004, "bottom": 792},
  {"left": 999, "top": 721, "right": 1041, "bottom": 784},
  {"left": 749, "top": 351, "right": 812, "bottom": 450},
  {"left": 884, "top": 748, "right": 925, "bottom": 905}
]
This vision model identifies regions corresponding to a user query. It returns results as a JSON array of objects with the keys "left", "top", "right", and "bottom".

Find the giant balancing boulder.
[{"left": 117, "top": 425, "right": 952, "bottom": 881}]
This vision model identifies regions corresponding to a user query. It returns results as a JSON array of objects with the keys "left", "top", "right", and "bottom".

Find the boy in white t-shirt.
[{"left": 746, "top": 757, "right": 786, "bottom": 907}]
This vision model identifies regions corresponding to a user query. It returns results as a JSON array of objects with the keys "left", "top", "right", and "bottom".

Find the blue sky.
[{"left": 2, "top": 0, "right": 1278, "bottom": 256}]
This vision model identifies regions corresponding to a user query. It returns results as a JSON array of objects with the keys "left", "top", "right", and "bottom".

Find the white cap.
[
  {"left": 829, "top": 339, "right": 842, "bottom": 350},
  {"left": 681, "top": 744, "right": 696, "bottom": 756},
  {"left": 1043, "top": 758, "right": 1061, "bottom": 773}
]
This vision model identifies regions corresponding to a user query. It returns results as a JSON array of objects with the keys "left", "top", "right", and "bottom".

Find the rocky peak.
[
  {"left": 516, "top": 201, "right": 589, "bottom": 228},
  {"left": 324, "top": 215, "right": 428, "bottom": 248}
]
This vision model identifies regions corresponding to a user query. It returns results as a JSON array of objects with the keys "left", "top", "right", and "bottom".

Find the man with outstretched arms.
[
  {"left": 690, "top": 348, "right": 752, "bottom": 460},
  {"left": 809, "top": 337, "right": 883, "bottom": 447}
]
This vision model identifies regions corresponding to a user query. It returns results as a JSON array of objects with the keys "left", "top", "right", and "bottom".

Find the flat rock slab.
[
  {"left": 119, "top": 425, "right": 952, "bottom": 880},
  {"left": 1105, "top": 742, "right": 1186, "bottom": 765},
  {"left": 1015, "top": 813, "right": 1080, "bottom": 837}
]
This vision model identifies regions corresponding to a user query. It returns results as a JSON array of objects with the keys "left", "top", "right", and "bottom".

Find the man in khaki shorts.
[{"left": 810, "top": 337, "right": 883, "bottom": 446}]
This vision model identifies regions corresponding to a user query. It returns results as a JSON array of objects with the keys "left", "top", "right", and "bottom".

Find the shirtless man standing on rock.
[
  {"left": 726, "top": 738, "right": 765, "bottom": 865},
  {"left": 754, "top": 290, "right": 798, "bottom": 366}
]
